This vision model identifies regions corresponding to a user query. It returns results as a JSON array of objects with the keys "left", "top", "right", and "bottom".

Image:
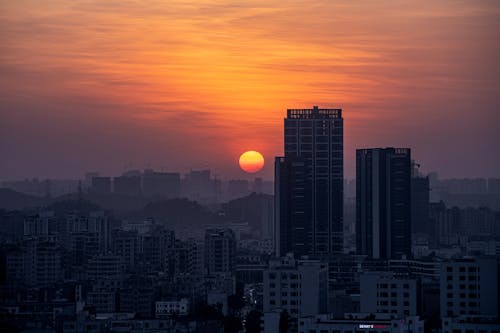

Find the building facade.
[
  {"left": 275, "top": 106, "right": 343, "bottom": 257},
  {"left": 356, "top": 148, "right": 411, "bottom": 259}
]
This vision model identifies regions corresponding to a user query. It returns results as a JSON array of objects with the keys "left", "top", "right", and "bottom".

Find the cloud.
[{"left": 1, "top": 0, "right": 499, "bottom": 179}]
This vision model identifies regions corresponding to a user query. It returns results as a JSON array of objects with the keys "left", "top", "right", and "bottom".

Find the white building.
[{"left": 263, "top": 254, "right": 328, "bottom": 332}]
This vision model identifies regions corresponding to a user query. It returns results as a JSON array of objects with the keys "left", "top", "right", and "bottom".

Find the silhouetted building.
[
  {"left": 488, "top": 178, "right": 500, "bottom": 194},
  {"left": 360, "top": 271, "right": 420, "bottom": 317},
  {"left": 227, "top": 179, "right": 250, "bottom": 199},
  {"left": 142, "top": 170, "right": 180, "bottom": 199},
  {"left": 137, "top": 226, "right": 175, "bottom": 273},
  {"left": 204, "top": 228, "right": 236, "bottom": 274},
  {"left": 411, "top": 176, "right": 430, "bottom": 234},
  {"left": 4, "top": 240, "right": 62, "bottom": 287},
  {"left": 112, "top": 229, "right": 138, "bottom": 270},
  {"left": 275, "top": 106, "right": 344, "bottom": 257},
  {"left": 91, "top": 176, "right": 111, "bottom": 194},
  {"left": 113, "top": 175, "right": 141, "bottom": 196},
  {"left": 183, "top": 169, "right": 215, "bottom": 202},
  {"left": 262, "top": 253, "right": 328, "bottom": 331},
  {"left": 356, "top": 148, "right": 411, "bottom": 259}
]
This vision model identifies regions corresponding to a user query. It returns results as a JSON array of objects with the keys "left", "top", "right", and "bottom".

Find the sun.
[{"left": 239, "top": 151, "right": 265, "bottom": 173}]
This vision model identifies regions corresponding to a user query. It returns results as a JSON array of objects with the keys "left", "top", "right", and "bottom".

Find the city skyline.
[{"left": 1, "top": 0, "right": 500, "bottom": 180}]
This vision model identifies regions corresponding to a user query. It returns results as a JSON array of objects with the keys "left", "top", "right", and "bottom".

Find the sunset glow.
[{"left": 0, "top": 0, "right": 499, "bottom": 179}]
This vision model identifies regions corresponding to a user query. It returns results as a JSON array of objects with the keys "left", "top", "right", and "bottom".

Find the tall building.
[
  {"left": 275, "top": 106, "right": 344, "bottom": 257},
  {"left": 204, "top": 228, "right": 236, "bottom": 274},
  {"left": 411, "top": 163, "right": 430, "bottom": 235},
  {"left": 356, "top": 147, "right": 411, "bottom": 259}
]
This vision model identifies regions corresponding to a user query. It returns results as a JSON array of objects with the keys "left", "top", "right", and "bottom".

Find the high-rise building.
[
  {"left": 204, "top": 228, "right": 236, "bottom": 274},
  {"left": 411, "top": 162, "right": 430, "bottom": 235},
  {"left": 356, "top": 148, "right": 411, "bottom": 259},
  {"left": 275, "top": 106, "right": 343, "bottom": 257}
]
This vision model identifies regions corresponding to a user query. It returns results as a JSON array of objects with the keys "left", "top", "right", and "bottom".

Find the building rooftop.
[{"left": 287, "top": 105, "right": 342, "bottom": 119}]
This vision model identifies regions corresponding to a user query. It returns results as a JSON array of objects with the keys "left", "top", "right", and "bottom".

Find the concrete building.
[
  {"left": 204, "top": 228, "right": 236, "bottom": 274},
  {"left": 440, "top": 257, "right": 499, "bottom": 318},
  {"left": 360, "top": 272, "right": 420, "bottom": 317},
  {"left": 263, "top": 254, "right": 328, "bottom": 332},
  {"left": 4, "top": 240, "right": 63, "bottom": 287}
]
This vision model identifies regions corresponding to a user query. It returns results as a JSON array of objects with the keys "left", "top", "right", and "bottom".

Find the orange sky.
[{"left": 1, "top": 0, "right": 499, "bottom": 180}]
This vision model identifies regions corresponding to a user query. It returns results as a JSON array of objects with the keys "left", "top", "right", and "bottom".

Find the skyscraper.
[
  {"left": 356, "top": 148, "right": 411, "bottom": 259},
  {"left": 411, "top": 163, "right": 430, "bottom": 235},
  {"left": 275, "top": 106, "right": 343, "bottom": 257}
]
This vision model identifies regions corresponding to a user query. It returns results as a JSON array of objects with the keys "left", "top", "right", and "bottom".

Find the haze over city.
[
  {"left": 1, "top": 2, "right": 500, "bottom": 333},
  {"left": 1, "top": 0, "right": 500, "bottom": 180}
]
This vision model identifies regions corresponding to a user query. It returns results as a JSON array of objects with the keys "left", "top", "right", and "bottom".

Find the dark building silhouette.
[
  {"left": 227, "top": 179, "right": 250, "bottom": 199},
  {"left": 114, "top": 175, "right": 142, "bottom": 196},
  {"left": 356, "top": 147, "right": 411, "bottom": 259},
  {"left": 411, "top": 164, "right": 430, "bottom": 235},
  {"left": 204, "top": 228, "right": 236, "bottom": 274},
  {"left": 275, "top": 106, "right": 343, "bottom": 257},
  {"left": 91, "top": 176, "right": 111, "bottom": 194},
  {"left": 142, "top": 170, "right": 180, "bottom": 199}
]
